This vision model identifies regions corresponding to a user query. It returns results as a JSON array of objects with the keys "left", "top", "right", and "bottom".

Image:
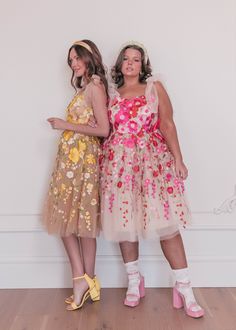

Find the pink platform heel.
[
  {"left": 124, "top": 274, "right": 145, "bottom": 307},
  {"left": 173, "top": 282, "right": 204, "bottom": 318}
]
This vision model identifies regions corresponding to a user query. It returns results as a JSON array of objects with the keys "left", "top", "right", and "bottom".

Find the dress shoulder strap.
[
  {"left": 145, "top": 75, "right": 160, "bottom": 111},
  {"left": 107, "top": 79, "right": 119, "bottom": 105}
]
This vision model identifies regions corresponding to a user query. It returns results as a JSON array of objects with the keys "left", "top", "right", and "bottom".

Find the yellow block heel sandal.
[
  {"left": 92, "top": 276, "right": 101, "bottom": 301},
  {"left": 65, "top": 275, "right": 100, "bottom": 304},
  {"left": 66, "top": 274, "right": 100, "bottom": 311}
]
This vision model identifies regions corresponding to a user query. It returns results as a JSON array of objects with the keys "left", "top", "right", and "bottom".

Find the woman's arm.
[
  {"left": 47, "top": 83, "right": 110, "bottom": 138},
  {"left": 155, "top": 81, "right": 188, "bottom": 180}
]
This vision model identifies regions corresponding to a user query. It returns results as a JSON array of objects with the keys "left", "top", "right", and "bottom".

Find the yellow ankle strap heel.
[
  {"left": 67, "top": 274, "right": 100, "bottom": 310},
  {"left": 82, "top": 273, "right": 100, "bottom": 301},
  {"left": 65, "top": 275, "right": 100, "bottom": 304}
]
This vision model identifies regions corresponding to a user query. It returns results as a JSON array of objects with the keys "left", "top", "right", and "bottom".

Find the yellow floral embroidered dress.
[{"left": 42, "top": 76, "right": 102, "bottom": 237}]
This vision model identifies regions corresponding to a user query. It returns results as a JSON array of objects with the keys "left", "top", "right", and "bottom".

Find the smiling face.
[
  {"left": 121, "top": 48, "right": 142, "bottom": 78},
  {"left": 69, "top": 48, "right": 87, "bottom": 77}
]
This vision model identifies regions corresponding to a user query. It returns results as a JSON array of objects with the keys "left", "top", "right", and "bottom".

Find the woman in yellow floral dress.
[{"left": 42, "top": 40, "right": 109, "bottom": 311}]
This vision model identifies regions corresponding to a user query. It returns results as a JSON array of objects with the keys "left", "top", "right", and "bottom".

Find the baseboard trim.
[
  {"left": 1, "top": 254, "right": 236, "bottom": 288},
  {"left": 1, "top": 254, "right": 236, "bottom": 264}
]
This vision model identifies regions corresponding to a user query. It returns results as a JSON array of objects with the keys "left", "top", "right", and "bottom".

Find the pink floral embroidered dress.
[
  {"left": 100, "top": 77, "right": 190, "bottom": 242},
  {"left": 42, "top": 75, "right": 102, "bottom": 238}
]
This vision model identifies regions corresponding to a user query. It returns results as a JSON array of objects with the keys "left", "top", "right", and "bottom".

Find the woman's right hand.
[{"left": 175, "top": 158, "right": 188, "bottom": 180}]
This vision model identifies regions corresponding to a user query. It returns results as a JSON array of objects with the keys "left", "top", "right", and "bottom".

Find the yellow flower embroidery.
[
  {"left": 63, "top": 130, "right": 73, "bottom": 141},
  {"left": 73, "top": 140, "right": 86, "bottom": 159},
  {"left": 87, "top": 183, "right": 94, "bottom": 194},
  {"left": 91, "top": 199, "right": 97, "bottom": 206},
  {"left": 56, "top": 172, "right": 62, "bottom": 181},
  {"left": 66, "top": 114, "right": 75, "bottom": 123},
  {"left": 78, "top": 140, "right": 86, "bottom": 152},
  {"left": 66, "top": 171, "right": 74, "bottom": 179},
  {"left": 61, "top": 143, "right": 69, "bottom": 154},
  {"left": 61, "top": 183, "right": 66, "bottom": 191},
  {"left": 86, "top": 154, "right": 96, "bottom": 164},
  {"left": 53, "top": 187, "right": 58, "bottom": 195},
  {"left": 69, "top": 147, "right": 79, "bottom": 163},
  {"left": 84, "top": 173, "right": 90, "bottom": 179}
]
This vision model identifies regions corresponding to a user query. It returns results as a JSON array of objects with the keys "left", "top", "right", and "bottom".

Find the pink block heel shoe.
[
  {"left": 124, "top": 274, "right": 145, "bottom": 307},
  {"left": 173, "top": 282, "right": 204, "bottom": 318}
]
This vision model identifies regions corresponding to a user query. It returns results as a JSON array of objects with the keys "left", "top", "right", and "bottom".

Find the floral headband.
[{"left": 119, "top": 41, "right": 148, "bottom": 64}]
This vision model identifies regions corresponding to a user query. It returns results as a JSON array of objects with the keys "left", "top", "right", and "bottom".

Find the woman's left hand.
[
  {"left": 47, "top": 117, "right": 68, "bottom": 130},
  {"left": 175, "top": 158, "right": 188, "bottom": 180},
  {"left": 87, "top": 115, "right": 97, "bottom": 128}
]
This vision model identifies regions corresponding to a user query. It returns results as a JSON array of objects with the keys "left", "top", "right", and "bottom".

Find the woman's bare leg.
[
  {"left": 160, "top": 233, "right": 187, "bottom": 269},
  {"left": 80, "top": 237, "right": 97, "bottom": 278},
  {"left": 62, "top": 234, "right": 88, "bottom": 306}
]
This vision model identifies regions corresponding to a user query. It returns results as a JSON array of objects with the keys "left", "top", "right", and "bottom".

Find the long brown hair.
[
  {"left": 111, "top": 44, "right": 152, "bottom": 88},
  {"left": 67, "top": 39, "right": 108, "bottom": 96}
]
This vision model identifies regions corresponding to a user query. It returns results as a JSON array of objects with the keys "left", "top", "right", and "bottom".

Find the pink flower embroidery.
[
  {"left": 115, "top": 110, "right": 129, "bottom": 124},
  {"left": 125, "top": 175, "right": 131, "bottom": 183},
  {"left": 152, "top": 139, "right": 158, "bottom": 147},
  {"left": 133, "top": 165, "right": 140, "bottom": 172},
  {"left": 161, "top": 144, "right": 167, "bottom": 152},
  {"left": 167, "top": 187, "right": 173, "bottom": 194},
  {"left": 123, "top": 138, "right": 135, "bottom": 148},
  {"left": 166, "top": 173, "right": 172, "bottom": 182},
  {"left": 164, "top": 201, "right": 169, "bottom": 208},
  {"left": 108, "top": 149, "right": 114, "bottom": 160},
  {"left": 128, "top": 121, "right": 138, "bottom": 133},
  {"left": 174, "top": 178, "right": 180, "bottom": 186},
  {"left": 129, "top": 106, "right": 139, "bottom": 118},
  {"left": 137, "top": 139, "right": 145, "bottom": 148},
  {"left": 117, "top": 181, "right": 122, "bottom": 188},
  {"left": 112, "top": 137, "right": 120, "bottom": 145}
]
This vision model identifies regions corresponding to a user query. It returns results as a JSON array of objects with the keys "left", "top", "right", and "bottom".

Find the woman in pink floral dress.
[{"left": 99, "top": 42, "right": 204, "bottom": 318}]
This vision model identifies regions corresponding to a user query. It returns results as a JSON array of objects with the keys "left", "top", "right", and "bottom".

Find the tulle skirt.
[
  {"left": 42, "top": 131, "right": 101, "bottom": 238},
  {"left": 100, "top": 132, "right": 191, "bottom": 242}
]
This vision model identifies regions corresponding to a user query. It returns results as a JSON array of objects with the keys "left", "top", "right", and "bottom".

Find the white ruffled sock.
[
  {"left": 173, "top": 267, "right": 202, "bottom": 312},
  {"left": 124, "top": 260, "right": 141, "bottom": 302}
]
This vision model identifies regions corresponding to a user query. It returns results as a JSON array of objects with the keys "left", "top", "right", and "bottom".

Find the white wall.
[{"left": 0, "top": 0, "right": 236, "bottom": 288}]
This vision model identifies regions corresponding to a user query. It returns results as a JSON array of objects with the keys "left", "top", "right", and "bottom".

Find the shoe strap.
[
  {"left": 188, "top": 302, "right": 203, "bottom": 311},
  {"left": 73, "top": 275, "right": 85, "bottom": 281},
  {"left": 70, "top": 301, "right": 79, "bottom": 310},
  {"left": 73, "top": 273, "right": 93, "bottom": 282},
  {"left": 126, "top": 293, "right": 140, "bottom": 299},
  {"left": 74, "top": 273, "right": 97, "bottom": 291}
]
